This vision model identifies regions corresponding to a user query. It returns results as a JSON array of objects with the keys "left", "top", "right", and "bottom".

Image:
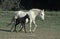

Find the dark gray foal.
[{"left": 11, "top": 14, "right": 30, "bottom": 33}]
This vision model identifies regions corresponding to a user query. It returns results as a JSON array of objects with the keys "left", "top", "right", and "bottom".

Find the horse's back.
[
  {"left": 30, "top": 8, "right": 41, "bottom": 11},
  {"left": 14, "top": 11, "right": 27, "bottom": 18}
]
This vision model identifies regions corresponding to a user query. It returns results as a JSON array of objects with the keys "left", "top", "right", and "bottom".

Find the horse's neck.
[
  {"left": 30, "top": 9, "right": 39, "bottom": 16},
  {"left": 27, "top": 11, "right": 38, "bottom": 20},
  {"left": 32, "top": 11, "right": 39, "bottom": 18}
]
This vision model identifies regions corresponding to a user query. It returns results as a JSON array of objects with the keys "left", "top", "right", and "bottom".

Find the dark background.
[
  {"left": 0, "top": 0, "right": 60, "bottom": 11},
  {"left": 21, "top": 0, "right": 60, "bottom": 11}
]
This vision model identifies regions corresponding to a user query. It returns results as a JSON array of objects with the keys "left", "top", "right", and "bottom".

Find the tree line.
[{"left": 0, "top": 0, "right": 25, "bottom": 11}]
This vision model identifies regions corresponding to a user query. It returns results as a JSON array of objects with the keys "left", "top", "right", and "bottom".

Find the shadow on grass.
[{"left": 0, "top": 29, "right": 11, "bottom": 32}]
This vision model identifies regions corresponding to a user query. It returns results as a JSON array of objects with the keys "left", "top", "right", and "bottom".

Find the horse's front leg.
[
  {"left": 29, "top": 20, "right": 32, "bottom": 32},
  {"left": 32, "top": 20, "right": 37, "bottom": 32}
]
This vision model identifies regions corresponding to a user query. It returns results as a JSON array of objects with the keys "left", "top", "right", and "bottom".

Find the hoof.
[
  {"left": 18, "top": 30, "right": 22, "bottom": 32},
  {"left": 18, "top": 29, "right": 24, "bottom": 32},
  {"left": 25, "top": 31, "right": 27, "bottom": 33},
  {"left": 10, "top": 30, "right": 13, "bottom": 32},
  {"left": 13, "top": 30, "right": 17, "bottom": 32},
  {"left": 18, "top": 30, "right": 27, "bottom": 33},
  {"left": 29, "top": 30, "right": 34, "bottom": 33},
  {"left": 32, "top": 30, "right": 35, "bottom": 33},
  {"left": 29, "top": 31, "right": 32, "bottom": 33}
]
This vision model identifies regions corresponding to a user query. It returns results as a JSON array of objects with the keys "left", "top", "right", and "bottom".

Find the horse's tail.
[
  {"left": 7, "top": 21, "right": 12, "bottom": 26},
  {"left": 7, "top": 17, "right": 15, "bottom": 26}
]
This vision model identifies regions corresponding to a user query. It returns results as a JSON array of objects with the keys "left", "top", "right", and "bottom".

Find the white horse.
[
  {"left": 10, "top": 9, "right": 45, "bottom": 32},
  {"left": 28, "top": 9, "right": 45, "bottom": 32}
]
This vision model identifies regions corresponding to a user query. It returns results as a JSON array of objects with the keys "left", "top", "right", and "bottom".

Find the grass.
[{"left": 0, "top": 11, "right": 60, "bottom": 39}]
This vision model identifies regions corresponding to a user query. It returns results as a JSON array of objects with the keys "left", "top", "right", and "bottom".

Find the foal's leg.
[
  {"left": 19, "top": 23, "right": 26, "bottom": 33},
  {"left": 13, "top": 21, "right": 19, "bottom": 32},
  {"left": 13, "top": 24, "right": 17, "bottom": 32},
  {"left": 32, "top": 20, "right": 37, "bottom": 32},
  {"left": 19, "top": 24, "right": 24, "bottom": 32},
  {"left": 18, "top": 25, "right": 23, "bottom": 32},
  {"left": 23, "top": 24, "right": 26, "bottom": 33}
]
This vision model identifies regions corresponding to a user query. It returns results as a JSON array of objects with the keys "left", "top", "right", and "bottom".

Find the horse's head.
[{"left": 39, "top": 9, "right": 45, "bottom": 21}]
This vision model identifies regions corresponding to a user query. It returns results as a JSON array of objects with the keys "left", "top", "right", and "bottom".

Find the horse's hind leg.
[
  {"left": 32, "top": 20, "right": 37, "bottom": 32},
  {"left": 10, "top": 22, "right": 15, "bottom": 32},
  {"left": 10, "top": 25, "right": 14, "bottom": 32}
]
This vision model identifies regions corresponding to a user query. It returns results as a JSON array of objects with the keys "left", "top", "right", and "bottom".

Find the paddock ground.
[{"left": 0, "top": 11, "right": 60, "bottom": 39}]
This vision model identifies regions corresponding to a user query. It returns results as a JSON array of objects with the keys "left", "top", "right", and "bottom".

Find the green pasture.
[{"left": 0, "top": 11, "right": 60, "bottom": 39}]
